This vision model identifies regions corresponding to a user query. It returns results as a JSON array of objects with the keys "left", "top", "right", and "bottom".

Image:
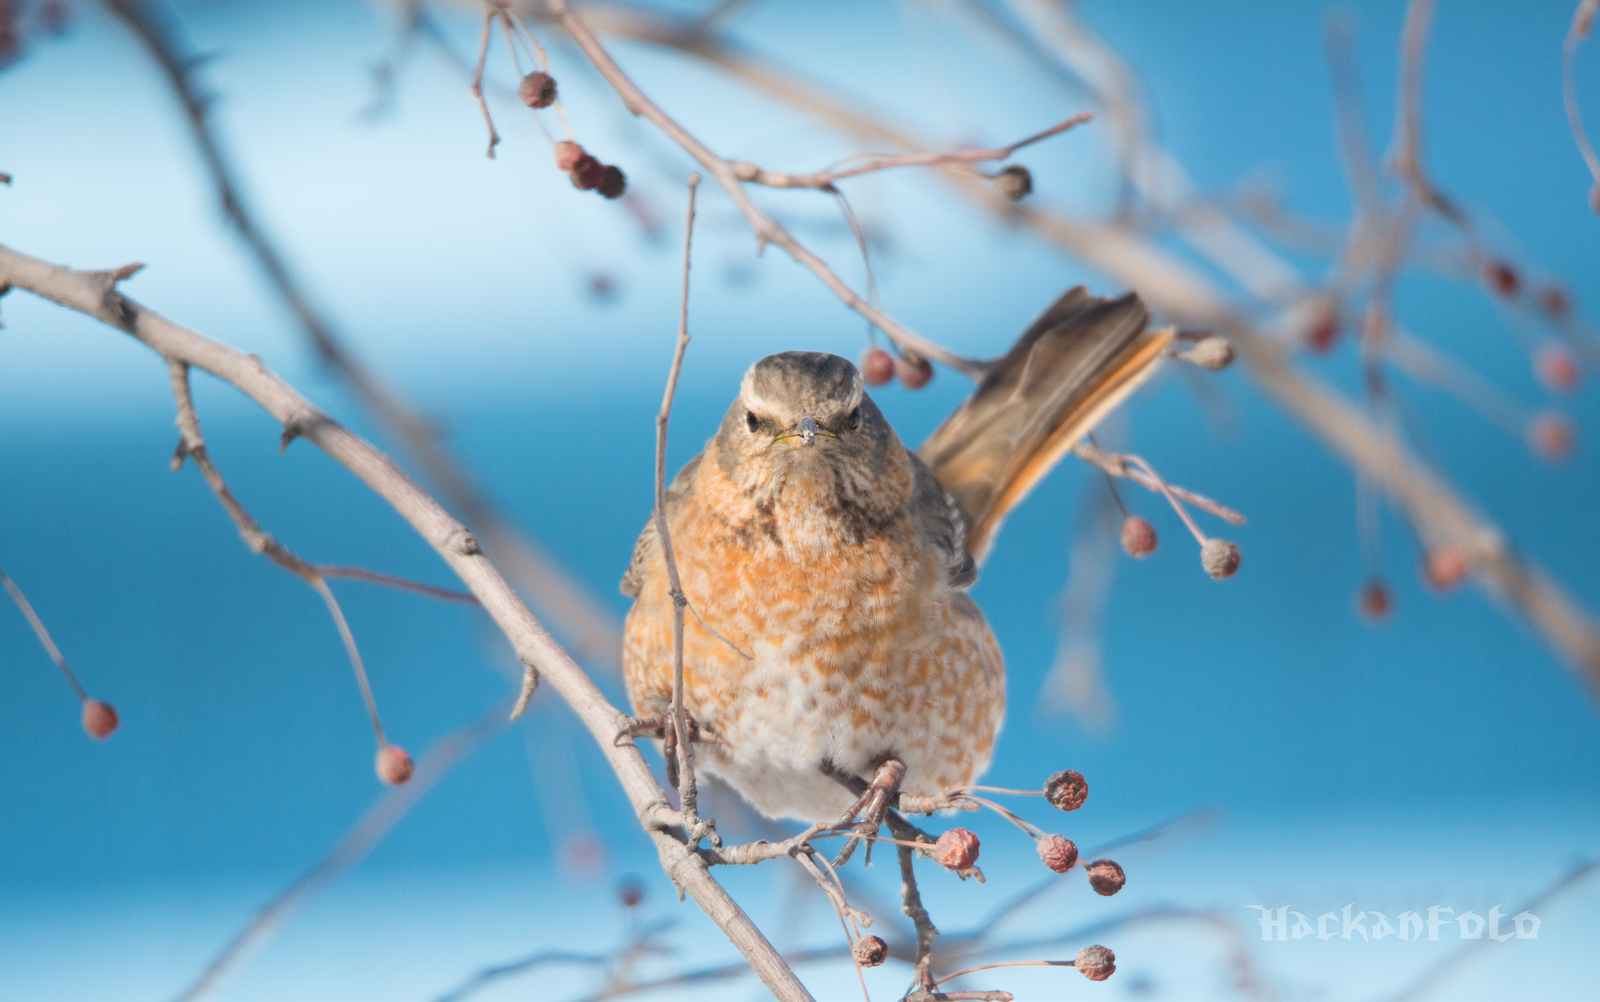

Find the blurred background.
[{"left": 2, "top": 1, "right": 1598, "bottom": 999}]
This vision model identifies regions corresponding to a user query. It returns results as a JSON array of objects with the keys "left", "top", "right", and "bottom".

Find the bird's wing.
[
  {"left": 620, "top": 452, "right": 704, "bottom": 598},
  {"left": 908, "top": 451, "right": 979, "bottom": 589},
  {"left": 918, "top": 288, "right": 1172, "bottom": 565}
]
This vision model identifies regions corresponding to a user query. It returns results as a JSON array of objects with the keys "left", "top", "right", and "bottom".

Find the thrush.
[{"left": 620, "top": 288, "right": 1171, "bottom": 825}]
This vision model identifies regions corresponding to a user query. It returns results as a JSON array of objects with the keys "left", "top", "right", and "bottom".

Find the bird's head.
[{"left": 713, "top": 351, "right": 898, "bottom": 495}]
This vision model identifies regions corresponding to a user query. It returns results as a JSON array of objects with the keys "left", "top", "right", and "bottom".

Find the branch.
[
  {"left": 540, "top": 0, "right": 989, "bottom": 380},
  {"left": 100, "top": 0, "right": 622, "bottom": 668},
  {"left": 1070, "top": 440, "right": 1245, "bottom": 525},
  {"left": 572, "top": 1, "right": 1600, "bottom": 690},
  {"left": 0, "top": 243, "right": 816, "bottom": 1002},
  {"left": 1564, "top": 0, "right": 1600, "bottom": 210}
]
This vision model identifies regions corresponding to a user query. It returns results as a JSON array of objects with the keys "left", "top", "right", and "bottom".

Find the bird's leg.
[
  {"left": 822, "top": 757, "right": 906, "bottom": 868},
  {"left": 614, "top": 712, "right": 712, "bottom": 790}
]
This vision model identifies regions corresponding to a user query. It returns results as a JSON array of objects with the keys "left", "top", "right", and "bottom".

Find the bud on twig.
[
  {"left": 518, "top": 71, "right": 557, "bottom": 108},
  {"left": 992, "top": 164, "right": 1032, "bottom": 201},
  {"left": 1075, "top": 944, "right": 1116, "bottom": 981},
  {"left": 82, "top": 699, "right": 118, "bottom": 739},
  {"left": 1085, "top": 858, "right": 1125, "bottom": 896},
  {"left": 932, "top": 827, "right": 981, "bottom": 870},
  {"left": 860, "top": 348, "right": 894, "bottom": 387},
  {"left": 376, "top": 744, "right": 414, "bottom": 785},
  {"left": 852, "top": 935, "right": 889, "bottom": 967},
  {"left": 1037, "top": 833, "right": 1079, "bottom": 873},
  {"left": 1119, "top": 517, "right": 1157, "bottom": 559},
  {"left": 1200, "top": 538, "right": 1240, "bottom": 579},
  {"left": 1043, "top": 769, "right": 1089, "bottom": 811}
]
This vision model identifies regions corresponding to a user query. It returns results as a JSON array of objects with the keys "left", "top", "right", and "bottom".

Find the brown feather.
[{"left": 918, "top": 288, "right": 1173, "bottom": 563}]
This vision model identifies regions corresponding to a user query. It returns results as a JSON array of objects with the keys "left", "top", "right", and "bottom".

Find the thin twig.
[
  {"left": 1563, "top": 0, "right": 1600, "bottom": 207},
  {"left": 316, "top": 566, "right": 480, "bottom": 605},
  {"left": 0, "top": 565, "right": 91, "bottom": 702},
  {"left": 1070, "top": 440, "right": 1245, "bottom": 525}
]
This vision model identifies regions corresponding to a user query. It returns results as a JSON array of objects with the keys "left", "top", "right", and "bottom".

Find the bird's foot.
[
  {"left": 614, "top": 711, "right": 712, "bottom": 790},
  {"left": 823, "top": 757, "right": 906, "bottom": 868}
]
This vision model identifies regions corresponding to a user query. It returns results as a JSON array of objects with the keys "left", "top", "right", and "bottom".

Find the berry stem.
[{"left": 1, "top": 565, "right": 90, "bottom": 703}]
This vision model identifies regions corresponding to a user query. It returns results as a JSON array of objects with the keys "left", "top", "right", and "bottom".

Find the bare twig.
[
  {"left": 1, "top": 565, "right": 92, "bottom": 703},
  {"left": 653, "top": 174, "right": 717, "bottom": 847},
  {"left": 316, "top": 566, "right": 480, "bottom": 605},
  {"left": 102, "top": 0, "right": 622, "bottom": 669},
  {"left": 1070, "top": 440, "right": 1245, "bottom": 525},
  {"left": 174, "top": 699, "right": 511, "bottom": 1002},
  {"left": 729, "top": 113, "right": 1093, "bottom": 190},
  {"left": 540, "top": 0, "right": 989, "bottom": 380},
  {"left": 0, "top": 244, "right": 816, "bottom": 1002}
]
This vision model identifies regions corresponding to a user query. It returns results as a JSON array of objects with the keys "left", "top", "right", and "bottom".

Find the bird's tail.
[{"left": 918, "top": 287, "right": 1172, "bottom": 564}]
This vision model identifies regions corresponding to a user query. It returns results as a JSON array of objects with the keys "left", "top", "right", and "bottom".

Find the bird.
[{"left": 620, "top": 287, "right": 1172, "bottom": 827}]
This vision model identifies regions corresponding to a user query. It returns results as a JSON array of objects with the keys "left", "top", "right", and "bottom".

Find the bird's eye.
[
  {"left": 746, "top": 411, "right": 760, "bottom": 433},
  {"left": 848, "top": 407, "right": 861, "bottom": 430}
]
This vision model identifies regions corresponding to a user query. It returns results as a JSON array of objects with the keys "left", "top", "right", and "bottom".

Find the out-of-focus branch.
[
  {"left": 1071, "top": 440, "right": 1245, "bottom": 525},
  {"left": 559, "top": 0, "right": 1600, "bottom": 690},
  {"left": 174, "top": 699, "right": 511, "bottom": 1002},
  {"left": 1563, "top": 0, "right": 1600, "bottom": 210},
  {"left": 0, "top": 244, "right": 817, "bottom": 1002},
  {"left": 100, "top": 0, "right": 622, "bottom": 668}
]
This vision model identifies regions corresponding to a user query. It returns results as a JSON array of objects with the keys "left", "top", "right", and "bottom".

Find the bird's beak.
[{"left": 778, "top": 412, "right": 835, "bottom": 448}]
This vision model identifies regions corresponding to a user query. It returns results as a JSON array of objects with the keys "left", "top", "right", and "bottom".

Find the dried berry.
[
  {"left": 993, "top": 164, "right": 1033, "bottom": 201},
  {"left": 1044, "top": 769, "right": 1089, "bottom": 811},
  {"left": 1076, "top": 944, "right": 1116, "bottom": 981},
  {"left": 1187, "top": 335, "right": 1235, "bottom": 372},
  {"left": 852, "top": 935, "right": 889, "bottom": 967},
  {"left": 1119, "top": 517, "right": 1157, "bottom": 559},
  {"left": 932, "top": 827, "right": 980, "bottom": 870},
  {"left": 1528, "top": 412, "right": 1575, "bottom": 462},
  {"left": 1306, "top": 301, "right": 1339, "bottom": 353},
  {"left": 518, "top": 71, "right": 557, "bottom": 109},
  {"left": 82, "top": 700, "right": 118, "bottom": 739},
  {"left": 570, "top": 155, "right": 606, "bottom": 191},
  {"left": 860, "top": 348, "right": 895, "bottom": 387},
  {"left": 376, "top": 744, "right": 414, "bottom": 785},
  {"left": 895, "top": 353, "right": 934, "bottom": 390},
  {"left": 597, "top": 164, "right": 627, "bottom": 200},
  {"left": 1200, "top": 538, "right": 1240, "bottom": 579},
  {"left": 1421, "top": 547, "right": 1469, "bottom": 592},
  {"left": 1590, "top": 183, "right": 1600, "bottom": 215},
  {"left": 1484, "top": 260, "right": 1520, "bottom": 298},
  {"left": 553, "top": 141, "right": 585, "bottom": 173},
  {"left": 1085, "top": 858, "right": 1125, "bottom": 896},
  {"left": 1358, "top": 581, "right": 1392, "bottom": 621},
  {"left": 1535, "top": 345, "right": 1581, "bottom": 394},
  {"left": 1535, "top": 285, "right": 1571, "bottom": 320},
  {"left": 1037, "top": 833, "right": 1080, "bottom": 873}
]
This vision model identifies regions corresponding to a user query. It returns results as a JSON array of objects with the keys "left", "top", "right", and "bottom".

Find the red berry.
[
  {"left": 895, "top": 353, "right": 934, "bottom": 390},
  {"left": 1043, "top": 769, "right": 1089, "bottom": 811},
  {"left": 1528, "top": 413, "right": 1576, "bottom": 462},
  {"left": 1358, "top": 581, "right": 1392, "bottom": 621},
  {"left": 553, "top": 141, "right": 585, "bottom": 173},
  {"left": 1119, "top": 516, "right": 1157, "bottom": 558},
  {"left": 1422, "top": 547, "right": 1469, "bottom": 592},
  {"left": 1085, "top": 858, "right": 1126, "bottom": 896},
  {"left": 932, "top": 827, "right": 980, "bottom": 870},
  {"left": 1535, "top": 345, "right": 1581, "bottom": 394},
  {"left": 1076, "top": 944, "right": 1116, "bottom": 981},
  {"left": 1484, "top": 260, "right": 1520, "bottom": 298},
  {"left": 1536, "top": 285, "right": 1571, "bottom": 320},
  {"left": 618, "top": 876, "right": 644, "bottom": 908},
  {"left": 860, "top": 348, "right": 894, "bottom": 387},
  {"left": 852, "top": 935, "right": 889, "bottom": 967},
  {"left": 518, "top": 71, "right": 557, "bottom": 109},
  {"left": 375, "top": 744, "right": 414, "bottom": 785},
  {"left": 570, "top": 155, "right": 606, "bottom": 191},
  {"left": 81, "top": 700, "right": 118, "bottom": 739},
  {"left": 1037, "top": 834, "right": 1080, "bottom": 873},
  {"left": 993, "top": 164, "right": 1033, "bottom": 201}
]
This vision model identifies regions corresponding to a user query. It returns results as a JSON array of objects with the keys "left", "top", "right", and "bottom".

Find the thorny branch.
[
  {"left": 0, "top": 244, "right": 816, "bottom": 1002},
  {"left": 101, "top": 0, "right": 623, "bottom": 669}
]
